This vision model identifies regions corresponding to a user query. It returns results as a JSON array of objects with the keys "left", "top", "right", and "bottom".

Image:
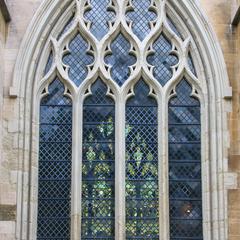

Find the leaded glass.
[
  {"left": 84, "top": 0, "right": 115, "bottom": 40},
  {"left": 44, "top": 50, "right": 53, "bottom": 75},
  {"left": 104, "top": 33, "right": 136, "bottom": 86},
  {"left": 81, "top": 79, "right": 115, "bottom": 239},
  {"left": 126, "top": 79, "right": 159, "bottom": 239},
  {"left": 62, "top": 33, "right": 94, "bottom": 86},
  {"left": 168, "top": 79, "right": 203, "bottom": 240},
  {"left": 37, "top": 79, "right": 72, "bottom": 240},
  {"left": 147, "top": 34, "right": 179, "bottom": 86},
  {"left": 167, "top": 16, "right": 183, "bottom": 40},
  {"left": 126, "top": 0, "right": 157, "bottom": 41}
]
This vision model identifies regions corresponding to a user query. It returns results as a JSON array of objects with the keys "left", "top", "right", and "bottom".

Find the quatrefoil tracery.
[
  {"left": 104, "top": 33, "right": 137, "bottom": 86},
  {"left": 42, "top": 0, "right": 198, "bottom": 93},
  {"left": 62, "top": 33, "right": 95, "bottom": 86}
]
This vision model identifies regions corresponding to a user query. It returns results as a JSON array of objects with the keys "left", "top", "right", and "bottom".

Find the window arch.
[
  {"left": 37, "top": 1, "right": 204, "bottom": 239},
  {"left": 13, "top": 0, "right": 235, "bottom": 240}
]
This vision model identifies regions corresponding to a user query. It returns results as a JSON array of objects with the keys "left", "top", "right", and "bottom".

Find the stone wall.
[
  {"left": 0, "top": 0, "right": 240, "bottom": 239},
  {"left": 199, "top": 0, "right": 240, "bottom": 239},
  {"left": 0, "top": 4, "right": 15, "bottom": 239},
  {"left": 0, "top": 1, "right": 41, "bottom": 239}
]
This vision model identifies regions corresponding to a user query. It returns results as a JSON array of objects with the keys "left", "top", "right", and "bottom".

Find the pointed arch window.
[{"left": 37, "top": 1, "right": 205, "bottom": 239}]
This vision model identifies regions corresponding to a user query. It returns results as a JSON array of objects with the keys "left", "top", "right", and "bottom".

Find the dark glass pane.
[
  {"left": 81, "top": 79, "right": 115, "bottom": 239},
  {"left": 168, "top": 79, "right": 203, "bottom": 240},
  {"left": 44, "top": 50, "right": 53, "bottom": 75},
  {"left": 57, "top": 15, "right": 74, "bottom": 40},
  {"left": 147, "top": 34, "right": 179, "bottom": 86},
  {"left": 167, "top": 16, "right": 183, "bottom": 40},
  {"left": 188, "top": 52, "right": 197, "bottom": 77},
  {"left": 105, "top": 33, "right": 136, "bottom": 86},
  {"left": 62, "top": 33, "right": 94, "bottom": 86},
  {"left": 126, "top": 79, "right": 159, "bottom": 239},
  {"left": 126, "top": 0, "right": 157, "bottom": 41},
  {"left": 37, "top": 79, "right": 72, "bottom": 240},
  {"left": 84, "top": 0, "right": 115, "bottom": 40}
]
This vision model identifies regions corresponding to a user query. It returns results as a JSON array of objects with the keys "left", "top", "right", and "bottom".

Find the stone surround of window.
[{"left": 10, "top": 0, "right": 237, "bottom": 240}]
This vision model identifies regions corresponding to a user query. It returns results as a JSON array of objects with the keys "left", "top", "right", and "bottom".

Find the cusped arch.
[{"left": 12, "top": 0, "right": 235, "bottom": 240}]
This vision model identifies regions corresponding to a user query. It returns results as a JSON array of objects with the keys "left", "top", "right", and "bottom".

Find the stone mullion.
[
  {"left": 71, "top": 95, "right": 82, "bottom": 240},
  {"left": 160, "top": 94, "right": 170, "bottom": 240},
  {"left": 115, "top": 96, "right": 126, "bottom": 240}
]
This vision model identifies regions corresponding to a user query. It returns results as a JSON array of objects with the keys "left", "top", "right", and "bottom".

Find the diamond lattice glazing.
[
  {"left": 126, "top": 0, "right": 157, "bottom": 41},
  {"left": 84, "top": 0, "right": 115, "bottom": 40},
  {"left": 168, "top": 79, "right": 203, "bottom": 240},
  {"left": 105, "top": 33, "right": 136, "bottom": 86},
  {"left": 147, "top": 34, "right": 179, "bottom": 86},
  {"left": 126, "top": 79, "right": 159, "bottom": 239},
  {"left": 62, "top": 33, "right": 94, "bottom": 86},
  {"left": 81, "top": 79, "right": 115, "bottom": 239},
  {"left": 37, "top": 79, "right": 72, "bottom": 240}
]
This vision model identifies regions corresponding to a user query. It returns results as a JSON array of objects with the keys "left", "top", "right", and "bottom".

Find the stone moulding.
[{"left": 10, "top": 0, "right": 236, "bottom": 240}]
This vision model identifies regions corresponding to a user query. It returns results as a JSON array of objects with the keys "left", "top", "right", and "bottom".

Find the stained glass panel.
[
  {"left": 37, "top": 79, "right": 72, "bottom": 240},
  {"left": 126, "top": 80, "right": 159, "bottom": 239},
  {"left": 126, "top": 0, "right": 157, "bottom": 41},
  {"left": 168, "top": 80, "right": 203, "bottom": 240},
  {"left": 81, "top": 79, "right": 115, "bottom": 239},
  {"left": 104, "top": 33, "right": 136, "bottom": 86},
  {"left": 147, "top": 34, "right": 179, "bottom": 86},
  {"left": 84, "top": 0, "right": 115, "bottom": 40},
  {"left": 62, "top": 33, "right": 94, "bottom": 86}
]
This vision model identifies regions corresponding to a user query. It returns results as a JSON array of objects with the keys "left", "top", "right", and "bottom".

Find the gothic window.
[{"left": 37, "top": 0, "right": 203, "bottom": 239}]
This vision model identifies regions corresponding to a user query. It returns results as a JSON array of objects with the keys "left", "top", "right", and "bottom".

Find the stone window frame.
[{"left": 10, "top": 0, "right": 237, "bottom": 240}]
